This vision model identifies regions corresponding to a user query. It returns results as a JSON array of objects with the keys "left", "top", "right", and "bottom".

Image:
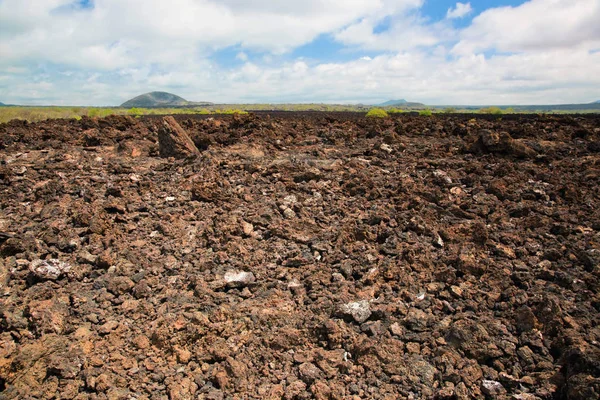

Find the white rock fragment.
[
  {"left": 433, "top": 169, "right": 452, "bottom": 184},
  {"left": 29, "top": 259, "right": 71, "bottom": 280},
  {"left": 338, "top": 300, "right": 371, "bottom": 323},
  {"left": 481, "top": 380, "right": 505, "bottom": 397},
  {"left": 282, "top": 207, "right": 296, "bottom": 219},
  {"left": 389, "top": 322, "right": 404, "bottom": 336},
  {"left": 241, "top": 221, "right": 254, "bottom": 236},
  {"left": 287, "top": 279, "right": 302, "bottom": 289},
  {"left": 332, "top": 273, "right": 345, "bottom": 282},
  {"left": 380, "top": 143, "right": 393, "bottom": 154},
  {"left": 282, "top": 195, "right": 298, "bottom": 206},
  {"left": 432, "top": 233, "right": 444, "bottom": 248},
  {"left": 14, "top": 166, "right": 27, "bottom": 175},
  {"left": 224, "top": 270, "right": 256, "bottom": 288}
]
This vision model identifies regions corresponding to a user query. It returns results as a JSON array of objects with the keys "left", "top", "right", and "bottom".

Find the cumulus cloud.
[
  {"left": 446, "top": 2, "right": 473, "bottom": 19},
  {"left": 333, "top": 13, "right": 452, "bottom": 52},
  {"left": 332, "top": 0, "right": 457, "bottom": 52},
  {"left": 0, "top": 0, "right": 599, "bottom": 105},
  {"left": 3, "top": 47, "right": 598, "bottom": 106},
  {"left": 454, "top": 0, "right": 600, "bottom": 54},
  {"left": 0, "top": 0, "right": 422, "bottom": 69}
]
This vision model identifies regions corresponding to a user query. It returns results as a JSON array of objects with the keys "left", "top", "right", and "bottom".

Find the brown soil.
[{"left": 1, "top": 112, "right": 600, "bottom": 400}]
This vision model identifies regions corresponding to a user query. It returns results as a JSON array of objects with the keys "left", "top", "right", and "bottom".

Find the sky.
[{"left": 0, "top": 0, "right": 599, "bottom": 106}]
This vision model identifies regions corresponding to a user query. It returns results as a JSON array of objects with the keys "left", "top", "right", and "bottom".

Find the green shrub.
[
  {"left": 87, "top": 108, "right": 116, "bottom": 118},
  {"left": 218, "top": 109, "right": 248, "bottom": 115},
  {"left": 127, "top": 107, "right": 144, "bottom": 116},
  {"left": 387, "top": 108, "right": 406, "bottom": 114},
  {"left": 366, "top": 108, "right": 389, "bottom": 118},
  {"left": 419, "top": 109, "right": 433, "bottom": 116},
  {"left": 479, "top": 106, "right": 503, "bottom": 115}
]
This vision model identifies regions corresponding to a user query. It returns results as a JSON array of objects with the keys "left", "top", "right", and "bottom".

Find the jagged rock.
[
  {"left": 224, "top": 270, "right": 256, "bottom": 288},
  {"left": 469, "top": 129, "right": 537, "bottom": 158},
  {"left": 1, "top": 113, "right": 599, "bottom": 399},
  {"left": 337, "top": 300, "right": 371, "bottom": 323},
  {"left": 432, "top": 232, "right": 445, "bottom": 248},
  {"left": 298, "top": 362, "right": 322, "bottom": 383},
  {"left": 481, "top": 380, "right": 506, "bottom": 397},
  {"left": 28, "top": 259, "right": 71, "bottom": 280},
  {"left": 158, "top": 116, "right": 200, "bottom": 159}
]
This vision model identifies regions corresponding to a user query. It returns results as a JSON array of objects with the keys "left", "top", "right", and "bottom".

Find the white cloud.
[
  {"left": 331, "top": 0, "right": 456, "bottom": 52},
  {"left": 230, "top": 49, "right": 600, "bottom": 104},
  {"left": 0, "top": 0, "right": 599, "bottom": 105},
  {"left": 4, "top": 47, "right": 599, "bottom": 106},
  {"left": 454, "top": 0, "right": 600, "bottom": 54},
  {"left": 334, "top": 13, "right": 451, "bottom": 51},
  {"left": 0, "top": 0, "right": 426, "bottom": 69},
  {"left": 446, "top": 2, "right": 473, "bottom": 19}
]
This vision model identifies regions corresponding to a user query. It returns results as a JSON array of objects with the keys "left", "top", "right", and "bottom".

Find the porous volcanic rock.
[
  {"left": 0, "top": 112, "right": 599, "bottom": 399},
  {"left": 469, "top": 129, "right": 537, "bottom": 158},
  {"left": 158, "top": 116, "right": 200, "bottom": 159}
]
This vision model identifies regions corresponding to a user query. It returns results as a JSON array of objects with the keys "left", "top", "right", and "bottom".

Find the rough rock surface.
[
  {"left": 224, "top": 270, "right": 256, "bottom": 288},
  {"left": 28, "top": 259, "right": 71, "bottom": 280},
  {"left": 337, "top": 300, "right": 372, "bottom": 323},
  {"left": 0, "top": 112, "right": 599, "bottom": 399},
  {"left": 469, "top": 129, "right": 537, "bottom": 158},
  {"left": 158, "top": 115, "right": 200, "bottom": 159}
]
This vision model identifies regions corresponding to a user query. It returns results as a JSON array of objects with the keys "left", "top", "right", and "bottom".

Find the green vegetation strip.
[
  {"left": 0, "top": 106, "right": 253, "bottom": 124},
  {"left": 1, "top": 104, "right": 597, "bottom": 123}
]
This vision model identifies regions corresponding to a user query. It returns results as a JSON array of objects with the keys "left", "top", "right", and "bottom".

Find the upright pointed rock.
[{"left": 158, "top": 116, "right": 200, "bottom": 159}]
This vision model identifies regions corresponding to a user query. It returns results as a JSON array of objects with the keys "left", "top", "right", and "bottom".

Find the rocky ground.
[{"left": 0, "top": 112, "right": 599, "bottom": 400}]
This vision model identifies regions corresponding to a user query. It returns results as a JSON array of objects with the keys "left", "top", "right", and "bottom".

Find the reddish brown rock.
[
  {"left": 0, "top": 113, "right": 599, "bottom": 399},
  {"left": 158, "top": 116, "right": 200, "bottom": 159},
  {"left": 469, "top": 129, "right": 537, "bottom": 158}
]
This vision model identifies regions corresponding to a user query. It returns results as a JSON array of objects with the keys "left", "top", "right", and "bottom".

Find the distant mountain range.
[
  {"left": 490, "top": 102, "right": 600, "bottom": 112},
  {"left": 120, "top": 91, "right": 213, "bottom": 108},
  {"left": 2, "top": 94, "right": 599, "bottom": 110},
  {"left": 377, "top": 99, "right": 600, "bottom": 110},
  {"left": 378, "top": 99, "right": 425, "bottom": 107}
]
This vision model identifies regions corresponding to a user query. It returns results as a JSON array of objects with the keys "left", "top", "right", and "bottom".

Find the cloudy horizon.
[{"left": 1, "top": 0, "right": 599, "bottom": 106}]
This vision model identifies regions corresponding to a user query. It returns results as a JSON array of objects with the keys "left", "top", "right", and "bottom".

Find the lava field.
[{"left": 0, "top": 112, "right": 599, "bottom": 399}]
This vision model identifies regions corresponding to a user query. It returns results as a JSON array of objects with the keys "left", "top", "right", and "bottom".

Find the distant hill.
[
  {"left": 378, "top": 99, "right": 425, "bottom": 108},
  {"left": 120, "top": 91, "right": 212, "bottom": 108},
  {"left": 0, "top": 102, "right": 5, "bottom": 106},
  {"left": 507, "top": 103, "right": 600, "bottom": 112},
  {"left": 379, "top": 99, "right": 407, "bottom": 106}
]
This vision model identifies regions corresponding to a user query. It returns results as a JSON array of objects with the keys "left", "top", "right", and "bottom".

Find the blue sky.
[
  {"left": 216, "top": 1, "right": 526, "bottom": 69},
  {"left": 0, "top": 0, "right": 599, "bottom": 105}
]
